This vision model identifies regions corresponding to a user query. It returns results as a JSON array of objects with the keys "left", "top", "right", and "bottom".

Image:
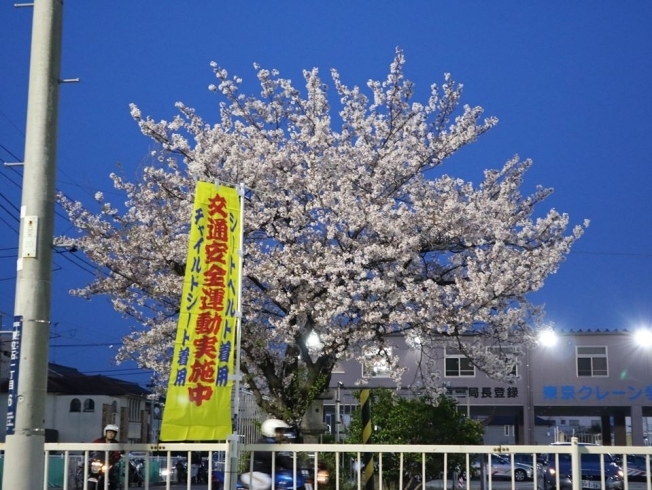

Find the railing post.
[
  {"left": 571, "top": 436, "right": 581, "bottom": 490},
  {"left": 225, "top": 434, "right": 239, "bottom": 490}
]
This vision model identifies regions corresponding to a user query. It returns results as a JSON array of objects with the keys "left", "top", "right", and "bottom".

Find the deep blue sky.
[{"left": 1, "top": 2, "right": 651, "bottom": 388}]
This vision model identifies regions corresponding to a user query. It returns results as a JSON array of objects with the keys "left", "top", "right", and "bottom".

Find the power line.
[
  {"left": 0, "top": 108, "right": 25, "bottom": 138},
  {"left": 81, "top": 367, "right": 145, "bottom": 374},
  {"left": 0, "top": 192, "right": 20, "bottom": 234},
  {"left": 0, "top": 213, "right": 18, "bottom": 234},
  {"left": 53, "top": 248, "right": 97, "bottom": 276},
  {"left": 0, "top": 142, "right": 22, "bottom": 162},
  {"left": 573, "top": 250, "right": 652, "bottom": 258},
  {"left": 0, "top": 166, "right": 100, "bottom": 276},
  {"left": 2, "top": 160, "right": 104, "bottom": 232},
  {"left": 0, "top": 192, "right": 20, "bottom": 214},
  {"left": 49, "top": 342, "right": 119, "bottom": 348},
  {"left": 82, "top": 370, "right": 151, "bottom": 378},
  {"left": 0, "top": 166, "right": 22, "bottom": 189}
]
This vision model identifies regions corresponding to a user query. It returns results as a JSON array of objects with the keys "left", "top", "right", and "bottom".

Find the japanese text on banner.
[{"left": 160, "top": 182, "right": 241, "bottom": 441}]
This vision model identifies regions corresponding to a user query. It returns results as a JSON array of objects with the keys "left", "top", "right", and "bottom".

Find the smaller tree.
[{"left": 345, "top": 389, "right": 483, "bottom": 489}]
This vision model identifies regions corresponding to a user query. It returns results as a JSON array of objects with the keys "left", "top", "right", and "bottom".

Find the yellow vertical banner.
[{"left": 160, "top": 182, "right": 241, "bottom": 441}]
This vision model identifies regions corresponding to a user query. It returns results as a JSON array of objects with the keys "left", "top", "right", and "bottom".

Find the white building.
[{"left": 0, "top": 363, "right": 156, "bottom": 443}]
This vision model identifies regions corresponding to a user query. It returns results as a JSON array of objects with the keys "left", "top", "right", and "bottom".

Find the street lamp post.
[{"left": 525, "top": 345, "right": 534, "bottom": 445}]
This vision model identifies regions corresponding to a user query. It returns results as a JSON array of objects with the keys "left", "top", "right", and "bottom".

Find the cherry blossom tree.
[{"left": 58, "top": 49, "right": 587, "bottom": 425}]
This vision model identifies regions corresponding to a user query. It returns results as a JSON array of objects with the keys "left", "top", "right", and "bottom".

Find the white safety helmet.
[
  {"left": 103, "top": 424, "right": 119, "bottom": 436},
  {"left": 260, "top": 419, "right": 291, "bottom": 438}
]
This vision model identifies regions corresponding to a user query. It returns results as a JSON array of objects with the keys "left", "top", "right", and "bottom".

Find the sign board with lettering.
[{"left": 5, "top": 316, "right": 22, "bottom": 435}]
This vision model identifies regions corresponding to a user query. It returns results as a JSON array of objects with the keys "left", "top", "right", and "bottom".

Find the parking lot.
[{"left": 52, "top": 482, "right": 652, "bottom": 490}]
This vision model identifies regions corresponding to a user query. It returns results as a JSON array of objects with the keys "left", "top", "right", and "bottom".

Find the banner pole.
[{"left": 227, "top": 183, "right": 246, "bottom": 490}]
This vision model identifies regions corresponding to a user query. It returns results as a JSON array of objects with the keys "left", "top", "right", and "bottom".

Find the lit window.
[
  {"left": 576, "top": 346, "right": 608, "bottom": 376},
  {"left": 445, "top": 348, "right": 475, "bottom": 377}
]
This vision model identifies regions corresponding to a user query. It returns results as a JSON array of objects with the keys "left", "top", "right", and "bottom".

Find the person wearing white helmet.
[
  {"left": 240, "top": 419, "right": 294, "bottom": 490},
  {"left": 94, "top": 424, "right": 120, "bottom": 444},
  {"left": 260, "top": 418, "right": 292, "bottom": 442},
  {"left": 91, "top": 424, "right": 122, "bottom": 490}
]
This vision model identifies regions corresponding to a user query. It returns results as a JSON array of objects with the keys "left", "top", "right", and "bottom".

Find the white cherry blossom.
[{"left": 58, "top": 49, "right": 587, "bottom": 423}]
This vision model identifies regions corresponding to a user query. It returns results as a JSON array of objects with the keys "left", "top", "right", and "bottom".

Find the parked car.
[
  {"left": 510, "top": 453, "right": 544, "bottom": 474},
  {"left": 540, "top": 443, "right": 624, "bottom": 490},
  {"left": 473, "top": 454, "right": 535, "bottom": 481}
]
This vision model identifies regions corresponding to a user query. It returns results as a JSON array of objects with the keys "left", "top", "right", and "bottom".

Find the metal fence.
[
  {"left": 1, "top": 438, "right": 652, "bottom": 490},
  {"left": 553, "top": 427, "right": 604, "bottom": 445}
]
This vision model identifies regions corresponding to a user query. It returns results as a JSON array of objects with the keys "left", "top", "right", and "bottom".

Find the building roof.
[
  {"left": 1, "top": 363, "right": 150, "bottom": 397},
  {"left": 553, "top": 328, "right": 631, "bottom": 334}
]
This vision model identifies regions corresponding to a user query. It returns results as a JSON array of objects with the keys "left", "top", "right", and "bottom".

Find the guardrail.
[{"left": 0, "top": 438, "right": 651, "bottom": 490}]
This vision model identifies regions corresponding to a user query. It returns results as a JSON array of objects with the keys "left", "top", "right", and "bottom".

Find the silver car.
[{"left": 473, "top": 454, "right": 535, "bottom": 481}]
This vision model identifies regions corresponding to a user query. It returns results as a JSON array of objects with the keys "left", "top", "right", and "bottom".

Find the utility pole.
[{"left": 3, "top": 1, "right": 63, "bottom": 489}]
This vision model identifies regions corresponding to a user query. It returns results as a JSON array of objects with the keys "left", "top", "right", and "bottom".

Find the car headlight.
[
  {"left": 317, "top": 470, "right": 330, "bottom": 484},
  {"left": 547, "top": 468, "right": 556, "bottom": 476}
]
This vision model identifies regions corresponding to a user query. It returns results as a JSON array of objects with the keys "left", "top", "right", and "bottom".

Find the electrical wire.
[
  {"left": 0, "top": 108, "right": 25, "bottom": 137},
  {"left": 50, "top": 342, "right": 120, "bottom": 348},
  {"left": 53, "top": 248, "right": 97, "bottom": 275},
  {"left": 0, "top": 142, "right": 21, "bottom": 162},
  {"left": 0, "top": 212, "right": 18, "bottom": 233}
]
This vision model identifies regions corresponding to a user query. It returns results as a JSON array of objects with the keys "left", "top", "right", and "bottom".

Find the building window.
[
  {"left": 332, "top": 362, "right": 345, "bottom": 373},
  {"left": 362, "top": 346, "right": 392, "bottom": 378},
  {"left": 445, "top": 348, "right": 475, "bottom": 377},
  {"left": 129, "top": 398, "right": 141, "bottom": 422},
  {"left": 83, "top": 398, "right": 95, "bottom": 412},
  {"left": 70, "top": 398, "right": 81, "bottom": 413},
  {"left": 576, "top": 346, "right": 608, "bottom": 376},
  {"left": 487, "top": 346, "right": 519, "bottom": 376}
]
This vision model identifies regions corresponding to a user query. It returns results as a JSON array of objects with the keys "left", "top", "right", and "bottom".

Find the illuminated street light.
[{"left": 538, "top": 328, "right": 558, "bottom": 347}]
